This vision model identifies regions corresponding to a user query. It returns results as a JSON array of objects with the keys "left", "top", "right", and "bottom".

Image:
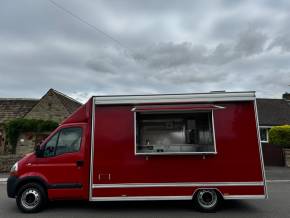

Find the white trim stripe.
[
  {"left": 211, "top": 110, "right": 217, "bottom": 154},
  {"left": 131, "top": 104, "right": 225, "bottom": 112},
  {"left": 89, "top": 98, "right": 96, "bottom": 201},
  {"left": 92, "top": 181, "right": 264, "bottom": 189},
  {"left": 93, "top": 92, "right": 255, "bottom": 105},
  {"left": 0, "top": 179, "right": 286, "bottom": 184},
  {"left": 254, "top": 99, "right": 268, "bottom": 198},
  {"left": 91, "top": 196, "right": 191, "bottom": 201},
  {"left": 90, "top": 195, "right": 266, "bottom": 201},
  {"left": 133, "top": 110, "right": 217, "bottom": 156},
  {"left": 0, "top": 179, "right": 285, "bottom": 184}
]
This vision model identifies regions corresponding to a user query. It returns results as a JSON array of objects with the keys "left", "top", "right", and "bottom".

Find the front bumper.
[{"left": 7, "top": 176, "right": 19, "bottom": 198}]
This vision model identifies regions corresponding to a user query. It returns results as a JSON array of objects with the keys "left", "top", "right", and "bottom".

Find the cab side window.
[
  {"left": 43, "top": 127, "right": 82, "bottom": 157},
  {"left": 43, "top": 133, "right": 59, "bottom": 157},
  {"left": 56, "top": 128, "right": 82, "bottom": 155}
]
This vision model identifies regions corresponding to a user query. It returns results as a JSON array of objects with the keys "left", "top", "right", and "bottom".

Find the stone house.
[
  {"left": 256, "top": 93, "right": 290, "bottom": 166},
  {"left": 0, "top": 89, "right": 82, "bottom": 155},
  {"left": 0, "top": 99, "right": 38, "bottom": 154},
  {"left": 24, "top": 89, "right": 82, "bottom": 123}
]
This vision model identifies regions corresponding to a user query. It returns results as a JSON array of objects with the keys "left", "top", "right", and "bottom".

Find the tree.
[{"left": 269, "top": 125, "right": 290, "bottom": 148}]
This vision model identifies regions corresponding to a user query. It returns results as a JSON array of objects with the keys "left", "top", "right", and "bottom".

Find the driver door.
[{"left": 34, "top": 124, "right": 87, "bottom": 200}]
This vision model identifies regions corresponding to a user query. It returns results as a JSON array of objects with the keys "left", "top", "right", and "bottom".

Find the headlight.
[{"left": 10, "top": 162, "right": 18, "bottom": 174}]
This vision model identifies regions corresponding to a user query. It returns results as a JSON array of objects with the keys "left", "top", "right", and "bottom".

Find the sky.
[{"left": 1, "top": 0, "right": 290, "bottom": 103}]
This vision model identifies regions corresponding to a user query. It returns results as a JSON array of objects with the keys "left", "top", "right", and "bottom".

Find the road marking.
[{"left": 266, "top": 179, "right": 290, "bottom": 183}]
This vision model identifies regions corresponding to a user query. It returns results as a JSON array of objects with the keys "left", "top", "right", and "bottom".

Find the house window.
[
  {"left": 259, "top": 128, "right": 269, "bottom": 143},
  {"left": 135, "top": 111, "right": 216, "bottom": 155}
]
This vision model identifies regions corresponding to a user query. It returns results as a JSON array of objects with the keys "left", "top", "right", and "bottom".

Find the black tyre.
[
  {"left": 193, "top": 189, "right": 223, "bottom": 212},
  {"left": 16, "top": 183, "right": 47, "bottom": 213}
]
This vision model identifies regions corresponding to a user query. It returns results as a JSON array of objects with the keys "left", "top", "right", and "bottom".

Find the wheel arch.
[{"left": 15, "top": 176, "right": 48, "bottom": 196}]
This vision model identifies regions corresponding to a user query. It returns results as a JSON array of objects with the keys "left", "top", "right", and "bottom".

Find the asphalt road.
[{"left": 0, "top": 182, "right": 289, "bottom": 218}]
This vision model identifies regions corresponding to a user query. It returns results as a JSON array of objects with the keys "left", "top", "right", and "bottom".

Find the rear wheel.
[
  {"left": 16, "top": 183, "right": 47, "bottom": 213},
  {"left": 193, "top": 189, "right": 223, "bottom": 212}
]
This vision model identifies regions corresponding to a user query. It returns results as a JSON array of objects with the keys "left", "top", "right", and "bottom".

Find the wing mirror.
[{"left": 35, "top": 144, "right": 43, "bottom": 157}]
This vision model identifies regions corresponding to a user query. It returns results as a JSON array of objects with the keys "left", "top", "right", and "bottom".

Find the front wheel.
[
  {"left": 16, "top": 183, "right": 47, "bottom": 213},
  {"left": 193, "top": 189, "right": 223, "bottom": 212}
]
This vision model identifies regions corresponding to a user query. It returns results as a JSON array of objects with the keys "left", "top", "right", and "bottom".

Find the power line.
[{"left": 47, "top": 0, "right": 133, "bottom": 54}]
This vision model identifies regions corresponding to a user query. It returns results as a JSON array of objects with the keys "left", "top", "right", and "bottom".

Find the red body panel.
[{"left": 92, "top": 101, "right": 265, "bottom": 198}]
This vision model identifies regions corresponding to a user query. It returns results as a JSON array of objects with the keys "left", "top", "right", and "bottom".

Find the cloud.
[
  {"left": 133, "top": 42, "right": 207, "bottom": 69},
  {"left": 0, "top": 0, "right": 290, "bottom": 102},
  {"left": 130, "top": 27, "right": 268, "bottom": 69},
  {"left": 234, "top": 27, "right": 268, "bottom": 57},
  {"left": 268, "top": 33, "right": 290, "bottom": 52}
]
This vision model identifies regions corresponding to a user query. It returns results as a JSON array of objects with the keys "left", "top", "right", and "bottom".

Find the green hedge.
[
  {"left": 5, "top": 119, "right": 58, "bottom": 154},
  {"left": 269, "top": 125, "right": 290, "bottom": 148}
]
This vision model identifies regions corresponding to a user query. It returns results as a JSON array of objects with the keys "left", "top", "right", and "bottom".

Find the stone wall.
[
  {"left": 16, "top": 132, "right": 50, "bottom": 155},
  {"left": 16, "top": 132, "right": 35, "bottom": 155},
  {"left": 0, "top": 154, "right": 23, "bottom": 172}
]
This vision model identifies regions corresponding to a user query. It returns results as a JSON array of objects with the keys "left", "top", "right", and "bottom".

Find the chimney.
[{"left": 282, "top": 92, "right": 290, "bottom": 101}]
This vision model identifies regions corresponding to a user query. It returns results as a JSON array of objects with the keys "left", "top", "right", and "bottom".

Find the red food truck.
[{"left": 7, "top": 91, "right": 267, "bottom": 213}]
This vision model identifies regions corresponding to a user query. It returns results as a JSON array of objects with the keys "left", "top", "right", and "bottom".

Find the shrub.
[
  {"left": 4, "top": 119, "right": 58, "bottom": 154},
  {"left": 269, "top": 125, "right": 290, "bottom": 148}
]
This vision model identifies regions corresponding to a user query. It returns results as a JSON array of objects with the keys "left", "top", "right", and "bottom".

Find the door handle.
[{"left": 76, "top": 160, "right": 84, "bottom": 167}]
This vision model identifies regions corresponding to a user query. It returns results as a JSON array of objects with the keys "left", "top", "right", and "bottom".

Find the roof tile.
[
  {"left": 256, "top": 98, "right": 290, "bottom": 126},
  {"left": 0, "top": 99, "right": 38, "bottom": 124}
]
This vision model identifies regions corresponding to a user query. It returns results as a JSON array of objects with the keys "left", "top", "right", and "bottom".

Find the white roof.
[{"left": 93, "top": 91, "right": 256, "bottom": 105}]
